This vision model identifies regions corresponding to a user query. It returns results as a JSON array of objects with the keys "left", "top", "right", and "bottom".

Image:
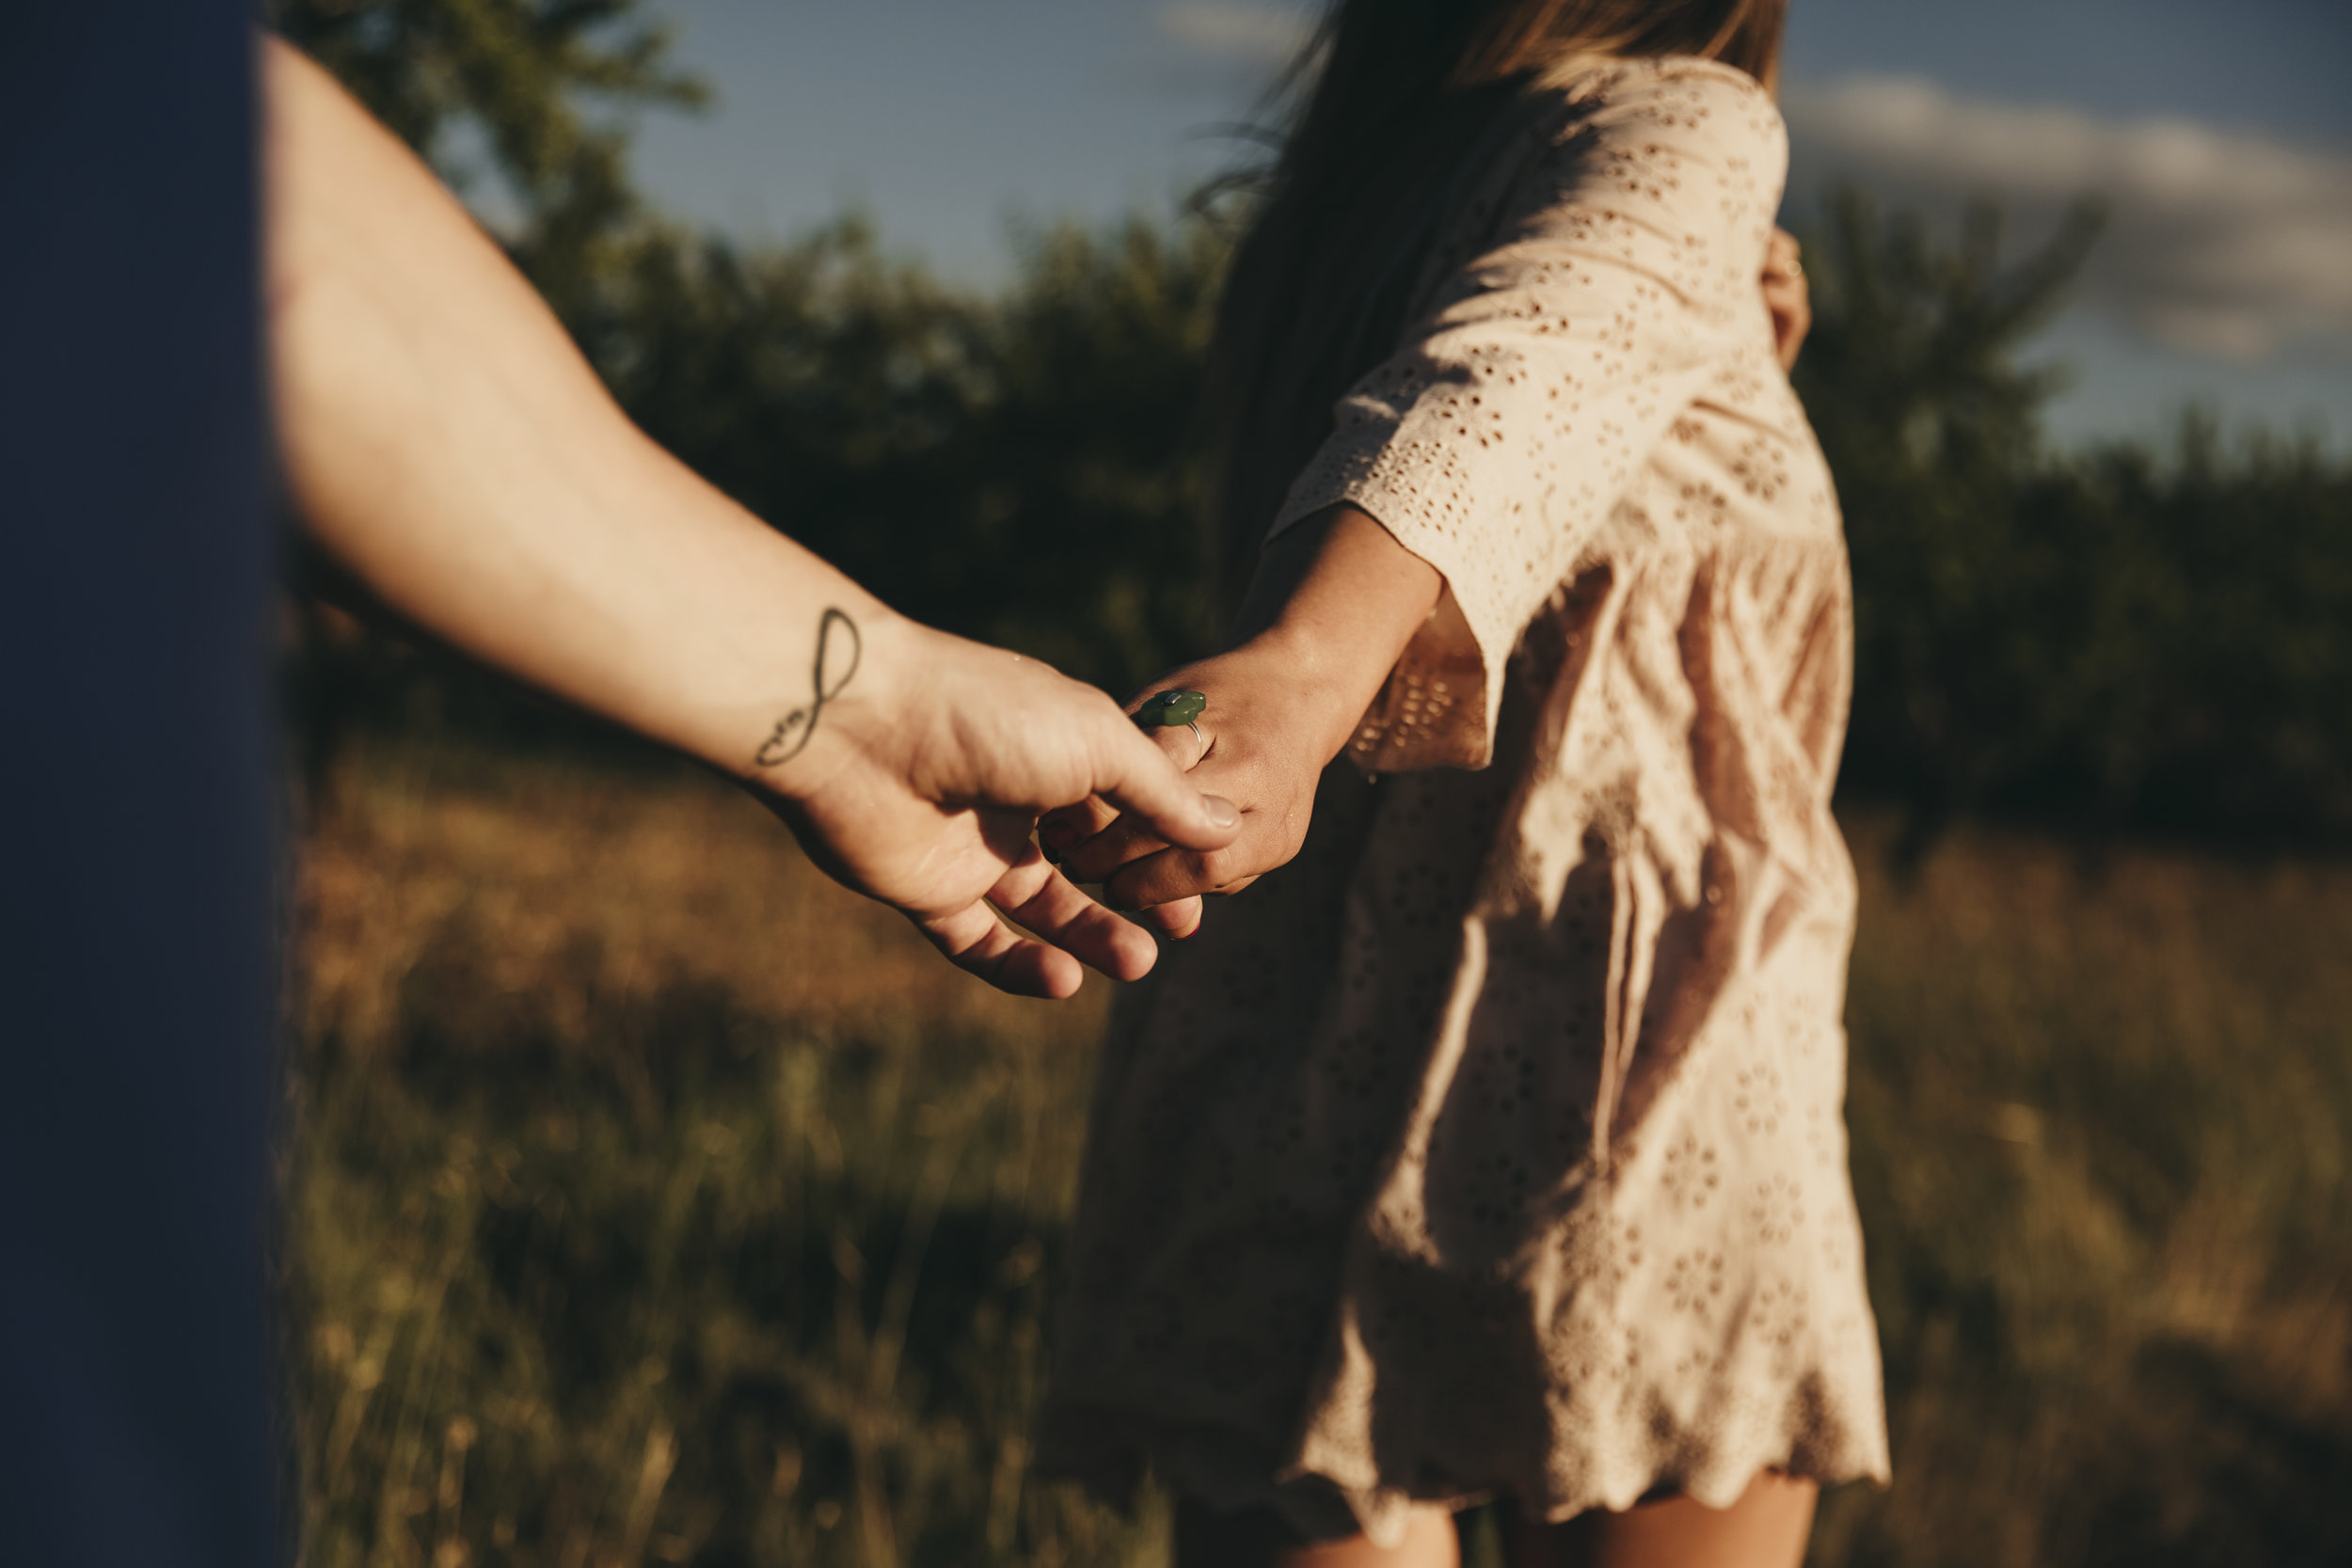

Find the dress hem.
[{"left": 1034, "top": 1394, "right": 1892, "bottom": 1549}]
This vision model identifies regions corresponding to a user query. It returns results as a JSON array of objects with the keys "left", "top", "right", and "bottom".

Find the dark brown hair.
[{"left": 1205, "top": 0, "right": 1788, "bottom": 603}]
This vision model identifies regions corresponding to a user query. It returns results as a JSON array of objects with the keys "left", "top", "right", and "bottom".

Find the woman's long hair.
[{"left": 1206, "top": 0, "right": 1788, "bottom": 605}]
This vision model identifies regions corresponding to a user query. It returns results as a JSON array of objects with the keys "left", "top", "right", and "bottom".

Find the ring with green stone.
[{"left": 1135, "top": 689, "right": 1207, "bottom": 750}]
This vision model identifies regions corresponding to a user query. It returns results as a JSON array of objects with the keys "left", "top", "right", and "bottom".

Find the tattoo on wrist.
[{"left": 755, "top": 607, "right": 862, "bottom": 769}]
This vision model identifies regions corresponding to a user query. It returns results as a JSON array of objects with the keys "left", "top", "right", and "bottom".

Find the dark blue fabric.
[{"left": 0, "top": 3, "right": 278, "bottom": 1565}]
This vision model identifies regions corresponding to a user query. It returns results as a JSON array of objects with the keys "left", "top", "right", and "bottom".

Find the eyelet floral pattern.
[{"left": 1037, "top": 57, "right": 1889, "bottom": 1547}]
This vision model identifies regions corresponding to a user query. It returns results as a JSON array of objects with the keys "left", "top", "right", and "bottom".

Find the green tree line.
[{"left": 275, "top": 0, "right": 2352, "bottom": 847}]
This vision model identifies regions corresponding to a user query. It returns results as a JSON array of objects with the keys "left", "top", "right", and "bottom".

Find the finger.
[
  {"left": 912, "top": 898, "right": 1087, "bottom": 999},
  {"left": 1040, "top": 793, "right": 1118, "bottom": 860},
  {"left": 1086, "top": 719, "right": 1239, "bottom": 854},
  {"left": 1768, "top": 282, "right": 1811, "bottom": 372},
  {"left": 1058, "top": 721, "right": 1214, "bottom": 879},
  {"left": 1058, "top": 813, "right": 1175, "bottom": 885},
  {"left": 1143, "top": 895, "right": 1203, "bottom": 940},
  {"left": 1103, "top": 840, "right": 1260, "bottom": 911},
  {"left": 989, "top": 856, "right": 1161, "bottom": 983},
  {"left": 1151, "top": 719, "right": 1213, "bottom": 772},
  {"left": 1122, "top": 712, "right": 1213, "bottom": 775}
]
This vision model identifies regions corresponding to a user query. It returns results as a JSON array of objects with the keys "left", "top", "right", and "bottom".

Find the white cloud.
[
  {"left": 1153, "top": 3, "right": 1312, "bottom": 70},
  {"left": 1783, "top": 75, "right": 2352, "bottom": 363}
]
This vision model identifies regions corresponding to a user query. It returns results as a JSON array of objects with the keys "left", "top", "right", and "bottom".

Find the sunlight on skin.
[{"left": 263, "top": 40, "right": 1238, "bottom": 998}]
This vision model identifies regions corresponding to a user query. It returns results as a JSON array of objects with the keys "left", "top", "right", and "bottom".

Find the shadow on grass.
[{"left": 286, "top": 758, "right": 2352, "bottom": 1568}]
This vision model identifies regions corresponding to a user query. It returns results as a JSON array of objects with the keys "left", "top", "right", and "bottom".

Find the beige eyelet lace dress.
[{"left": 1036, "top": 56, "right": 1891, "bottom": 1546}]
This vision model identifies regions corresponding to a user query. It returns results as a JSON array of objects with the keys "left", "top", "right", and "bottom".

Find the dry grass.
[
  {"left": 288, "top": 743, "right": 1141, "bottom": 1568},
  {"left": 1824, "top": 822, "right": 2352, "bottom": 1567},
  {"left": 284, "top": 743, "right": 2352, "bottom": 1568},
  {"left": 296, "top": 745, "right": 1106, "bottom": 1064}
]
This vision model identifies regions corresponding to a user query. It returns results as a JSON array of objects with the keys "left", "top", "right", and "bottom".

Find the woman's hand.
[
  {"left": 1762, "top": 227, "right": 1810, "bottom": 372},
  {"left": 1037, "top": 504, "right": 1443, "bottom": 937},
  {"left": 1039, "top": 639, "right": 1339, "bottom": 939}
]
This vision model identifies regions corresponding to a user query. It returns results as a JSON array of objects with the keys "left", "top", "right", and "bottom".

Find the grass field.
[{"left": 284, "top": 742, "right": 2352, "bottom": 1568}]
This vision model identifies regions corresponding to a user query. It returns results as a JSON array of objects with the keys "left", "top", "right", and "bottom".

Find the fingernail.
[
  {"left": 1040, "top": 818, "right": 1078, "bottom": 854},
  {"left": 1202, "top": 795, "right": 1240, "bottom": 831}
]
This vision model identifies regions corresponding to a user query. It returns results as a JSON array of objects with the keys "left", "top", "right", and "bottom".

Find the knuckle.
[{"left": 1199, "top": 845, "right": 1263, "bottom": 888}]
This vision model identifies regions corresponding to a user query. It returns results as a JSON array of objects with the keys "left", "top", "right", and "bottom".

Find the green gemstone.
[{"left": 1136, "top": 689, "right": 1207, "bottom": 728}]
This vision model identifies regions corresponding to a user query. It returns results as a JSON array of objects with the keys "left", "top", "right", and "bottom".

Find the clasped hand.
[
  {"left": 766, "top": 616, "right": 1248, "bottom": 997},
  {"left": 1038, "top": 231, "right": 1810, "bottom": 940},
  {"left": 1039, "top": 639, "right": 1336, "bottom": 940}
]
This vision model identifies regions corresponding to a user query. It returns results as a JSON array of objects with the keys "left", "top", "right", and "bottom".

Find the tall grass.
[
  {"left": 1826, "top": 822, "right": 2352, "bottom": 1566},
  {"left": 285, "top": 744, "right": 2352, "bottom": 1567}
]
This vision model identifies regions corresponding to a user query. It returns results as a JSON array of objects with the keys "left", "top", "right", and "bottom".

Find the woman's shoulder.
[
  {"left": 1528, "top": 52, "right": 1787, "bottom": 160},
  {"left": 1489, "top": 53, "right": 1789, "bottom": 229}
]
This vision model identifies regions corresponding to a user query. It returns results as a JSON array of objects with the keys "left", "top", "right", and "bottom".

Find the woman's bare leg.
[
  {"left": 1175, "top": 1497, "right": 1461, "bottom": 1568},
  {"left": 1505, "top": 1473, "right": 1817, "bottom": 1568}
]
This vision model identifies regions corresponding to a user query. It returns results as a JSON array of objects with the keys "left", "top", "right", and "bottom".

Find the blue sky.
[{"left": 596, "top": 0, "right": 2352, "bottom": 451}]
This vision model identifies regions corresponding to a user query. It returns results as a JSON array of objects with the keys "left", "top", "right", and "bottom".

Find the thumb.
[{"left": 1089, "top": 721, "right": 1241, "bottom": 853}]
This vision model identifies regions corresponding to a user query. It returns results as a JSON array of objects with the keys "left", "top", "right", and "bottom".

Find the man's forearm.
[
  {"left": 263, "top": 39, "right": 891, "bottom": 798},
  {"left": 262, "top": 37, "right": 1246, "bottom": 995}
]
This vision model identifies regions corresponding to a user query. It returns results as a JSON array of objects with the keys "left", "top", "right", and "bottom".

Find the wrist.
[
  {"left": 1214, "top": 622, "right": 1384, "bottom": 767},
  {"left": 729, "top": 599, "right": 921, "bottom": 808},
  {"left": 1216, "top": 503, "right": 1440, "bottom": 768}
]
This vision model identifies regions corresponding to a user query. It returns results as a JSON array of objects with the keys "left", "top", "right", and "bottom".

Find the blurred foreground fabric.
[{"left": 0, "top": 4, "right": 278, "bottom": 1565}]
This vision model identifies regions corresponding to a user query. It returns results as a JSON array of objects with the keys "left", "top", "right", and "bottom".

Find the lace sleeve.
[{"left": 1272, "top": 58, "right": 1788, "bottom": 771}]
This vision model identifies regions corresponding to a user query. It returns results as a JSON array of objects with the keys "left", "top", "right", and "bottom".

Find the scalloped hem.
[{"left": 1033, "top": 1392, "right": 1891, "bottom": 1550}]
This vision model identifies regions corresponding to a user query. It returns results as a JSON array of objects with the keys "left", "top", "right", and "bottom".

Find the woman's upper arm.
[{"left": 1268, "top": 58, "right": 1788, "bottom": 769}]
